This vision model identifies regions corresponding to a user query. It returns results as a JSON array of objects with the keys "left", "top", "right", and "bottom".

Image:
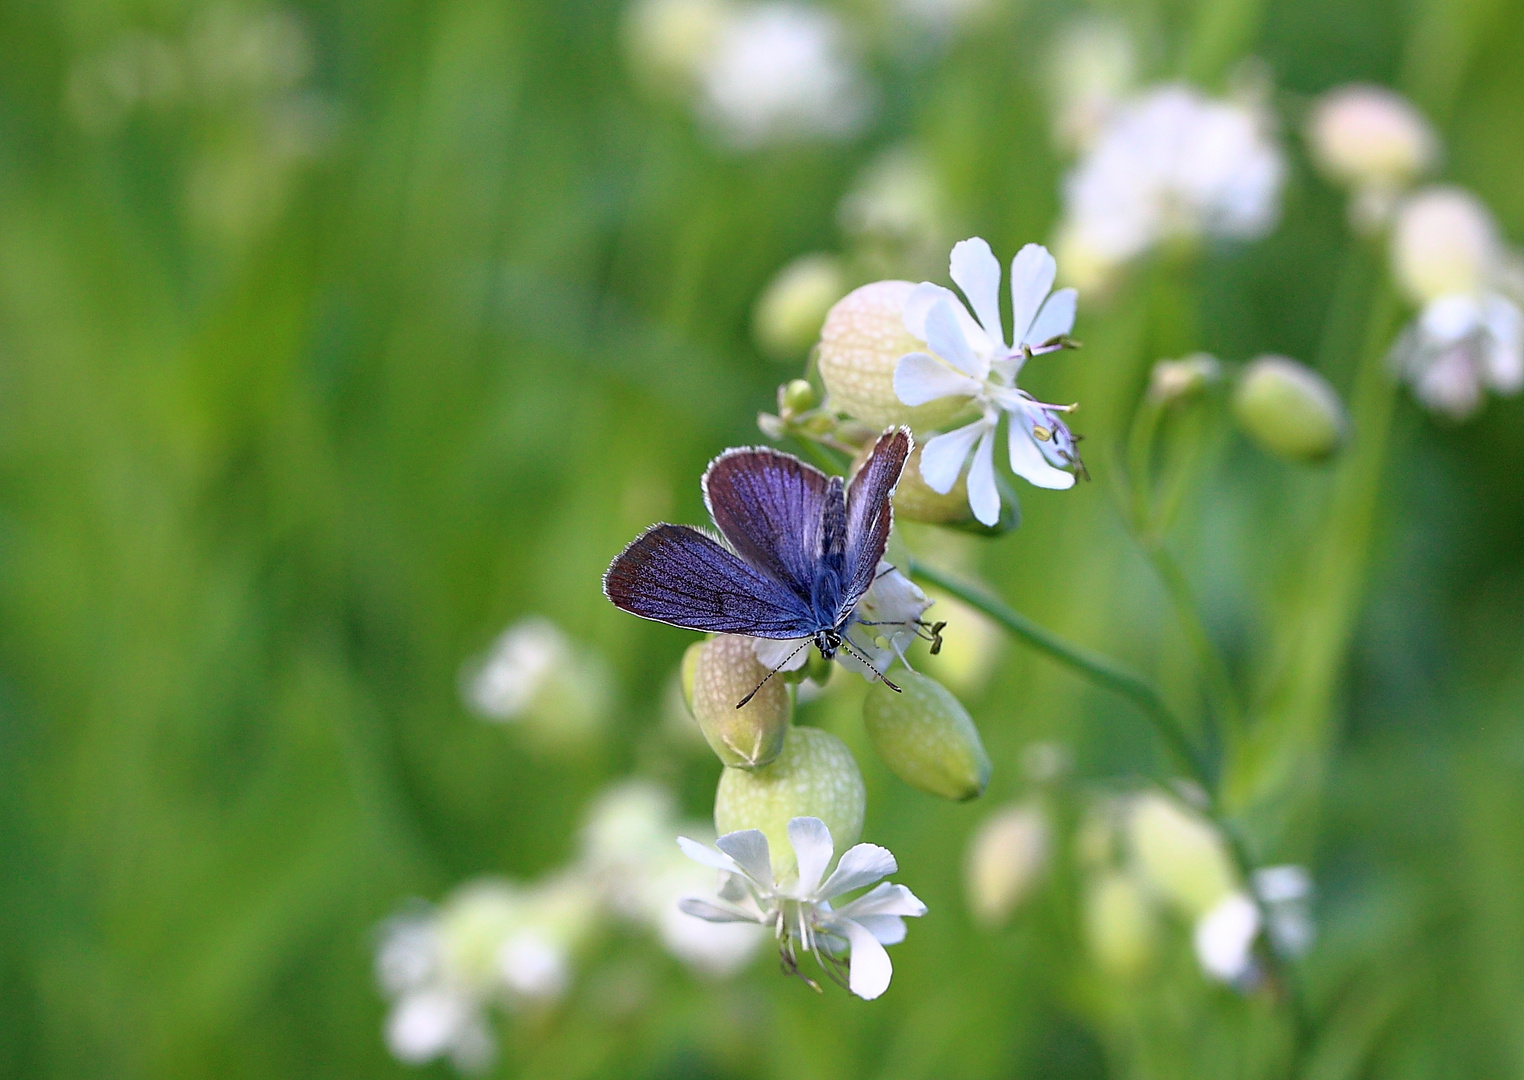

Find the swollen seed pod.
[
  {"left": 817, "top": 281, "right": 968, "bottom": 431},
  {"left": 1232, "top": 355, "right": 1347, "bottom": 463},
  {"left": 753, "top": 254, "right": 847, "bottom": 360},
  {"left": 1390, "top": 186, "right": 1500, "bottom": 304},
  {"left": 1084, "top": 871, "right": 1157, "bottom": 979},
  {"left": 1307, "top": 85, "right": 1435, "bottom": 193},
  {"left": 714, "top": 725, "right": 865, "bottom": 878},
  {"left": 1126, "top": 792, "right": 1238, "bottom": 920},
  {"left": 964, "top": 802, "right": 1050, "bottom": 928},
  {"left": 863, "top": 671, "right": 990, "bottom": 800},
  {"left": 690, "top": 635, "right": 790, "bottom": 768}
]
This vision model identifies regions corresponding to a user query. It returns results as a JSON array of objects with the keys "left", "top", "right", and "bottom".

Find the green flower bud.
[
  {"left": 817, "top": 281, "right": 968, "bottom": 431},
  {"left": 780, "top": 378, "right": 817, "bottom": 417},
  {"left": 1147, "top": 353, "right": 1221, "bottom": 404},
  {"left": 1084, "top": 871, "right": 1158, "bottom": 979},
  {"left": 691, "top": 635, "right": 791, "bottom": 768},
  {"left": 1232, "top": 355, "right": 1347, "bottom": 463},
  {"left": 863, "top": 671, "right": 990, "bottom": 800},
  {"left": 964, "top": 802, "right": 1049, "bottom": 928},
  {"left": 1126, "top": 792, "right": 1238, "bottom": 920},
  {"left": 753, "top": 254, "right": 847, "bottom": 360},
  {"left": 715, "top": 725, "right": 865, "bottom": 878}
]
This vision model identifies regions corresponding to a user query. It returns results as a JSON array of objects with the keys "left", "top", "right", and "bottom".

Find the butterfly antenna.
[
  {"left": 838, "top": 636, "right": 901, "bottom": 693},
  {"left": 736, "top": 640, "right": 811, "bottom": 709}
]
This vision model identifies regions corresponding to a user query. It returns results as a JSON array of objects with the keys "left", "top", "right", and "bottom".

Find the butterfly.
[{"left": 604, "top": 428, "right": 915, "bottom": 700}]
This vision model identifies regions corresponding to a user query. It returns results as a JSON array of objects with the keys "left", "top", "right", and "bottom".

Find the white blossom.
[
  {"left": 749, "top": 561, "right": 932, "bottom": 679},
  {"left": 1055, "top": 84, "right": 1284, "bottom": 286},
  {"left": 677, "top": 816, "right": 927, "bottom": 999},
  {"left": 697, "top": 3, "right": 870, "bottom": 149},
  {"left": 890, "top": 237, "right": 1083, "bottom": 526},
  {"left": 461, "top": 617, "right": 612, "bottom": 746},
  {"left": 1193, "top": 891, "right": 1262, "bottom": 984},
  {"left": 1306, "top": 84, "right": 1435, "bottom": 229}
]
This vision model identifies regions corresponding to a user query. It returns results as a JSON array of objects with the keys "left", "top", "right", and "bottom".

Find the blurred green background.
[{"left": 3, "top": 0, "right": 1523, "bottom": 1076}]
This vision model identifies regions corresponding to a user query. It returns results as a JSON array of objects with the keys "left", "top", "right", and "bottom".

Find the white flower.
[
  {"left": 461, "top": 617, "right": 612, "bottom": 747},
  {"left": 1193, "top": 891, "right": 1261, "bottom": 984},
  {"left": 1056, "top": 84, "right": 1284, "bottom": 284},
  {"left": 749, "top": 560, "right": 932, "bottom": 678},
  {"left": 697, "top": 3, "right": 870, "bottom": 149},
  {"left": 889, "top": 237, "right": 1083, "bottom": 525},
  {"left": 1392, "top": 292, "right": 1524, "bottom": 419},
  {"left": 1253, "top": 864, "right": 1315, "bottom": 958},
  {"left": 677, "top": 816, "right": 927, "bottom": 999}
]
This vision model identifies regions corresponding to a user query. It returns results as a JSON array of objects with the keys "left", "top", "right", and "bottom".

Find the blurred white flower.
[
  {"left": 1389, "top": 188, "right": 1523, "bottom": 419},
  {"left": 891, "top": 238, "right": 1083, "bottom": 525},
  {"left": 838, "top": 146, "right": 950, "bottom": 276},
  {"left": 697, "top": 3, "right": 871, "bottom": 149},
  {"left": 1193, "top": 891, "right": 1261, "bottom": 983},
  {"left": 1055, "top": 84, "right": 1285, "bottom": 289},
  {"left": 579, "top": 780, "right": 768, "bottom": 975},
  {"left": 1307, "top": 84, "right": 1435, "bottom": 230},
  {"left": 889, "top": 0, "right": 992, "bottom": 40},
  {"left": 1253, "top": 864, "right": 1315, "bottom": 958},
  {"left": 964, "top": 802, "right": 1050, "bottom": 927},
  {"left": 750, "top": 561, "right": 932, "bottom": 680},
  {"left": 1048, "top": 18, "right": 1137, "bottom": 154},
  {"left": 678, "top": 816, "right": 927, "bottom": 998},
  {"left": 376, "top": 877, "right": 598, "bottom": 1071},
  {"left": 462, "top": 617, "right": 613, "bottom": 748}
]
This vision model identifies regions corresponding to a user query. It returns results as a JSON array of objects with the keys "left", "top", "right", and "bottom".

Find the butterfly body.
[{"left": 603, "top": 429, "right": 913, "bottom": 675}]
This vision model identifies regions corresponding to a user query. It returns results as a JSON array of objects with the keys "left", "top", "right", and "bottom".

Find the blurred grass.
[{"left": 1, "top": 0, "right": 1523, "bottom": 1077}]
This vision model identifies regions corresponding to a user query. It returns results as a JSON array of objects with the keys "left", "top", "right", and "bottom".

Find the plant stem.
[{"left": 906, "top": 559, "right": 1213, "bottom": 793}]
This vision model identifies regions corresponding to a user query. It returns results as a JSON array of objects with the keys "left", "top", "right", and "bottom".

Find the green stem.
[{"left": 906, "top": 559, "right": 1212, "bottom": 793}]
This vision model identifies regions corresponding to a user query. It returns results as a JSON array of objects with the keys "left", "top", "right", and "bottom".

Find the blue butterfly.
[{"left": 604, "top": 428, "right": 915, "bottom": 696}]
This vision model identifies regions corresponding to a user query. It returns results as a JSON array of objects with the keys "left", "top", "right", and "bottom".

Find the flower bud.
[
  {"left": 1126, "top": 792, "right": 1237, "bottom": 920},
  {"left": 1084, "top": 871, "right": 1157, "bottom": 978},
  {"left": 753, "top": 254, "right": 847, "bottom": 360},
  {"left": 1148, "top": 353, "right": 1221, "bottom": 404},
  {"left": 1232, "top": 355, "right": 1347, "bottom": 463},
  {"left": 1391, "top": 186, "right": 1499, "bottom": 304},
  {"left": 622, "top": 0, "right": 731, "bottom": 93},
  {"left": 964, "top": 802, "right": 1050, "bottom": 928},
  {"left": 780, "top": 378, "right": 816, "bottom": 416},
  {"left": 714, "top": 725, "right": 865, "bottom": 878},
  {"left": 690, "top": 634, "right": 791, "bottom": 767},
  {"left": 817, "top": 280, "right": 968, "bottom": 431},
  {"left": 863, "top": 671, "right": 990, "bottom": 800},
  {"left": 1307, "top": 85, "right": 1436, "bottom": 192}
]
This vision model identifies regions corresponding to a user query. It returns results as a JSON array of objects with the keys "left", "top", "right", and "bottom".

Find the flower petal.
[
  {"left": 1008, "top": 416, "right": 1077, "bottom": 490},
  {"left": 787, "top": 817, "right": 835, "bottom": 895},
  {"left": 967, "top": 424, "right": 1000, "bottom": 526},
  {"left": 678, "top": 896, "right": 765, "bottom": 924},
  {"left": 678, "top": 836, "right": 744, "bottom": 875},
  {"left": 833, "top": 881, "right": 928, "bottom": 919},
  {"left": 1024, "top": 287, "right": 1077, "bottom": 347},
  {"left": 918, "top": 420, "right": 987, "bottom": 494},
  {"left": 924, "top": 299, "right": 985, "bottom": 379},
  {"left": 1482, "top": 294, "right": 1524, "bottom": 392},
  {"left": 715, "top": 829, "right": 775, "bottom": 887},
  {"left": 838, "top": 918, "right": 895, "bottom": 999},
  {"left": 818, "top": 843, "right": 897, "bottom": 900},
  {"left": 903, "top": 282, "right": 994, "bottom": 357},
  {"left": 850, "top": 914, "right": 906, "bottom": 945},
  {"left": 752, "top": 635, "right": 811, "bottom": 672},
  {"left": 894, "top": 352, "right": 982, "bottom": 406},
  {"left": 949, "top": 237, "right": 1006, "bottom": 348},
  {"left": 1009, "top": 244, "right": 1058, "bottom": 344}
]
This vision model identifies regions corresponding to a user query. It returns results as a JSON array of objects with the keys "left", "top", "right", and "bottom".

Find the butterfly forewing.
[
  {"left": 841, "top": 428, "right": 912, "bottom": 613},
  {"left": 603, "top": 523, "right": 818, "bottom": 638},
  {"left": 702, "top": 447, "right": 831, "bottom": 604}
]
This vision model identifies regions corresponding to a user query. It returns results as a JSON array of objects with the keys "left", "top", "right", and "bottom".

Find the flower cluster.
[
  {"left": 461, "top": 616, "right": 614, "bottom": 752},
  {"left": 375, "top": 780, "right": 767, "bottom": 1071}
]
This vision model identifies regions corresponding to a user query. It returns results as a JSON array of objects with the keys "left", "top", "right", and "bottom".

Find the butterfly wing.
[
  {"left": 840, "top": 428, "right": 912, "bottom": 613},
  {"left": 702, "top": 446, "right": 832, "bottom": 603},
  {"left": 603, "top": 523, "right": 818, "bottom": 638}
]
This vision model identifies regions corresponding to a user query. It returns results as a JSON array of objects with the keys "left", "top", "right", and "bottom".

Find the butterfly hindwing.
[
  {"left": 841, "top": 428, "right": 912, "bottom": 613},
  {"left": 603, "top": 523, "right": 818, "bottom": 638}
]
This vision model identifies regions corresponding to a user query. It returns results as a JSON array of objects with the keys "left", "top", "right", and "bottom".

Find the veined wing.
[{"left": 603, "top": 524, "right": 818, "bottom": 638}]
